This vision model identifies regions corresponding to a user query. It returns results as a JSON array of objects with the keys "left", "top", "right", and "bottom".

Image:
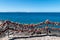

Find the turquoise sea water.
[{"left": 0, "top": 12, "right": 60, "bottom": 28}]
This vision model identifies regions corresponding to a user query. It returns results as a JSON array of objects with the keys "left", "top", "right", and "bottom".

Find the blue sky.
[{"left": 0, "top": 0, "right": 60, "bottom": 12}]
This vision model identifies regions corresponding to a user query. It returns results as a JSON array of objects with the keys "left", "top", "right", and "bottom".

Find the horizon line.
[{"left": 0, "top": 12, "right": 60, "bottom": 13}]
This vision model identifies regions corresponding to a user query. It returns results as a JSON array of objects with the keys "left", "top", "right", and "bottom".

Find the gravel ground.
[{"left": 0, "top": 36, "right": 60, "bottom": 40}]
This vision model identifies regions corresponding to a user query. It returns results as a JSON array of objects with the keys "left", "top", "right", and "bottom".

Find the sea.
[{"left": 0, "top": 12, "right": 60, "bottom": 28}]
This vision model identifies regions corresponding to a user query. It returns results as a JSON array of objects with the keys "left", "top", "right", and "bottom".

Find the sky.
[{"left": 0, "top": 0, "right": 60, "bottom": 12}]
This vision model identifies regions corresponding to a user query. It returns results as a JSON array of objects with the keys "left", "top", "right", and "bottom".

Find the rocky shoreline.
[{"left": 0, "top": 20, "right": 60, "bottom": 40}]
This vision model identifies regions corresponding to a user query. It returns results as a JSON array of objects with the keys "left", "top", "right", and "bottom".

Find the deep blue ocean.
[{"left": 0, "top": 12, "right": 60, "bottom": 28}]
